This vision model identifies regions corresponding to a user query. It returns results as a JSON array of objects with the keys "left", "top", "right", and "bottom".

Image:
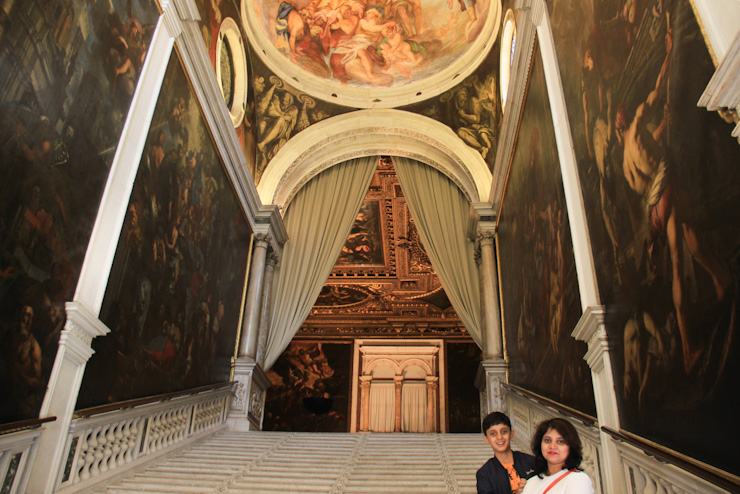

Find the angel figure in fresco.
[
  {"left": 256, "top": 78, "right": 298, "bottom": 174},
  {"left": 453, "top": 86, "right": 495, "bottom": 159},
  {"left": 614, "top": 21, "right": 733, "bottom": 374},
  {"left": 378, "top": 24, "right": 425, "bottom": 78}
]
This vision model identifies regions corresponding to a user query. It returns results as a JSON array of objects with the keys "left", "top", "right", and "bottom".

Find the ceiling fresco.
[
  {"left": 241, "top": 0, "right": 501, "bottom": 107},
  {"left": 299, "top": 157, "right": 468, "bottom": 338}
]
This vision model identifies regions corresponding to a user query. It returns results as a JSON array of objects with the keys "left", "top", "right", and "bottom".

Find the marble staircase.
[{"left": 95, "top": 431, "right": 495, "bottom": 494}]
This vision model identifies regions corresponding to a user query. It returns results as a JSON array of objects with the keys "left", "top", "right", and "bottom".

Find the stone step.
[{"left": 96, "top": 430, "right": 493, "bottom": 493}]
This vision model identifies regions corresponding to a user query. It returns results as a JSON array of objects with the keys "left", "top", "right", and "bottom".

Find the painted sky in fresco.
[{"left": 252, "top": 0, "right": 492, "bottom": 88}]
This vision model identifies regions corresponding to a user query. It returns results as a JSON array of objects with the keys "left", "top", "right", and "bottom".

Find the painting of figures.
[
  {"left": 0, "top": 0, "right": 159, "bottom": 424},
  {"left": 337, "top": 201, "right": 384, "bottom": 266},
  {"left": 548, "top": 0, "right": 740, "bottom": 473},
  {"left": 403, "top": 42, "right": 502, "bottom": 172},
  {"left": 263, "top": 341, "right": 352, "bottom": 432},
  {"left": 251, "top": 0, "right": 496, "bottom": 88},
  {"left": 76, "top": 53, "right": 251, "bottom": 409},
  {"left": 498, "top": 42, "right": 595, "bottom": 416}
]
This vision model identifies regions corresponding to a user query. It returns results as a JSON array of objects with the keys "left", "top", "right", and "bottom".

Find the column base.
[
  {"left": 475, "top": 358, "right": 507, "bottom": 417},
  {"left": 227, "top": 357, "right": 271, "bottom": 431}
]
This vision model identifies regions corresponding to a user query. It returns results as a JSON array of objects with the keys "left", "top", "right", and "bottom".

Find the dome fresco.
[{"left": 241, "top": 0, "right": 501, "bottom": 107}]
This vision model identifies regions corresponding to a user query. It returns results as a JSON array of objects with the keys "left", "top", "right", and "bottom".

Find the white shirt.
[{"left": 521, "top": 470, "right": 594, "bottom": 494}]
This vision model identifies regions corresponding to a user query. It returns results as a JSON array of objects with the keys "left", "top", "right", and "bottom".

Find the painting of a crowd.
[
  {"left": 0, "top": 0, "right": 159, "bottom": 423},
  {"left": 253, "top": 0, "right": 493, "bottom": 87},
  {"left": 264, "top": 341, "right": 351, "bottom": 432},
  {"left": 498, "top": 43, "right": 595, "bottom": 416},
  {"left": 337, "top": 201, "right": 384, "bottom": 265},
  {"left": 548, "top": 0, "right": 740, "bottom": 473},
  {"left": 76, "top": 54, "right": 251, "bottom": 409}
]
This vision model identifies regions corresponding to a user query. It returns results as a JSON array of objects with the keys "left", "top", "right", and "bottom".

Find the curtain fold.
[
  {"left": 263, "top": 157, "right": 378, "bottom": 369},
  {"left": 392, "top": 156, "right": 482, "bottom": 346},
  {"left": 401, "top": 382, "right": 427, "bottom": 432},
  {"left": 368, "top": 381, "right": 396, "bottom": 432}
]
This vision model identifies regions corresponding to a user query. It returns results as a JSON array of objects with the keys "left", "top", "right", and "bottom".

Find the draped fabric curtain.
[
  {"left": 368, "top": 382, "right": 396, "bottom": 432},
  {"left": 392, "top": 156, "right": 483, "bottom": 346},
  {"left": 263, "top": 157, "right": 378, "bottom": 369},
  {"left": 401, "top": 382, "right": 427, "bottom": 432}
]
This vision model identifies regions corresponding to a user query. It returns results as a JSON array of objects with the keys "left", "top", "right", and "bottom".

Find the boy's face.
[{"left": 483, "top": 423, "right": 514, "bottom": 455}]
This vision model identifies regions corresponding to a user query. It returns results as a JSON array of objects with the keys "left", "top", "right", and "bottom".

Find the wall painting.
[
  {"left": 0, "top": 0, "right": 159, "bottom": 423},
  {"left": 264, "top": 341, "right": 352, "bottom": 432},
  {"left": 548, "top": 0, "right": 740, "bottom": 473},
  {"left": 498, "top": 40, "right": 595, "bottom": 416},
  {"left": 77, "top": 52, "right": 251, "bottom": 408}
]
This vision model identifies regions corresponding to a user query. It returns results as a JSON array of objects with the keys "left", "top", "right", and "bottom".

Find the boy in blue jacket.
[{"left": 476, "top": 412, "right": 536, "bottom": 494}]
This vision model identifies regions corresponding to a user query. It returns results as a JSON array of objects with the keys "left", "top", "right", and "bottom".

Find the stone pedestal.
[
  {"left": 475, "top": 358, "right": 507, "bottom": 417},
  {"left": 227, "top": 358, "right": 271, "bottom": 431}
]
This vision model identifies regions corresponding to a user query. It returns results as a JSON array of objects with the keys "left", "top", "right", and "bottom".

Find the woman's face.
[{"left": 541, "top": 427, "right": 570, "bottom": 473}]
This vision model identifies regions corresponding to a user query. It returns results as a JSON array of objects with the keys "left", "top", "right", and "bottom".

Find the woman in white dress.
[{"left": 521, "top": 418, "right": 594, "bottom": 494}]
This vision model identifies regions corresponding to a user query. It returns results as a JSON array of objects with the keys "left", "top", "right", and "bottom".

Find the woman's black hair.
[{"left": 531, "top": 418, "right": 584, "bottom": 476}]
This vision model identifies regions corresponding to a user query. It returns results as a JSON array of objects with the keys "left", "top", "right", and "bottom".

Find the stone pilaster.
[
  {"left": 28, "top": 302, "right": 110, "bottom": 493},
  {"left": 572, "top": 306, "right": 625, "bottom": 493},
  {"left": 475, "top": 359, "right": 507, "bottom": 416}
]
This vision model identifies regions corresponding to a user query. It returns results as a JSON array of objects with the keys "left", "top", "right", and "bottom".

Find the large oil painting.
[
  {"left": 264, "top": 341, "right": 352, "bottom": 432},
  {"left": 251, "top": 0, "right": 494, "bottom": 88},
  {"left": 548, "top": 0, "right": 740, "bottom": 473},
  {"left": 0, "top": 0, "right": 159, "bottom": 423},
  {"left": 446, "top": 341, "right": 481, "bottom": 432},
  {"left": 77, "top": 52, "right": 251, "bottom": 408},
  {"left": 498, "top": 41, "right": 595, "bottom": 416}
]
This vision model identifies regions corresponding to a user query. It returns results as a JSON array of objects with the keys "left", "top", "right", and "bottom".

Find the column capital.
[
  {"left": 266, "top": 251, "right": 280, "bottom": 265},
  {"left": 571, "top": 305, "right": 609, "bottom": 371},
  {"left": 253, "top": 232, "right": 272, "bottom": 247},
  {"left": 477, "top": 229, "right": 497, "bottom": 245}
]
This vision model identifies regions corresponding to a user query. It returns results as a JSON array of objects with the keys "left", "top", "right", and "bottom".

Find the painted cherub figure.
[{"left": 378, "top": 24, "right": 424, "bottom": 78}]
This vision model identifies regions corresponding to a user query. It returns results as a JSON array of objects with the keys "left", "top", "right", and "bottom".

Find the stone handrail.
[
  {"left": 0, "top": 418, "right": 54, "bottom": 494},
  {"left": 55, "top": 383, "right": 233, "bottom": 493},
  {"left": 602, "top": 426, "right": 740, "bottom": 493}
]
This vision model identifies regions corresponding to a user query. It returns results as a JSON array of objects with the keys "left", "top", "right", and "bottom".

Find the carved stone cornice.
[
  {"left": 571, "top": 305, "right": 609, "bottom": 372},
  {"left": 699, "top": 30, "right": 740, "bottom": 142},
  {"left": 62, "top": 302, "right": 111, "bottom": 365}
]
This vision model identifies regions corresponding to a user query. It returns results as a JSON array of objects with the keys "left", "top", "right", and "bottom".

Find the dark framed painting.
[
  {"left": 77, "top": 50, "right": 252, "bottom": 408},
  {"left": 263, "top": 340, "right": 352, "bottom": 432},
  {"left": 336, "top": 201, "right": 385, "bottom": 266},
  {"left": 548, "top": 0, "right": 740, "bottom": 474},
  {"left": 498, "top": 38, "right": 595, "bottom": 416},
  {"left": 0, "top": 0, "right": 160, "bottom": 423},
  {"left": 446, "top": 341, "right": 482, "bottom": 432}
]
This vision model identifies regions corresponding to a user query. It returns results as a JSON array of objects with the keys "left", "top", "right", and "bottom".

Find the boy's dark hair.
[
  {"left": 481, "top": 411, "right": 512, "bottom": 434},
  {"left": 531, "top": 418, "right": 584, "bottom": 476}
]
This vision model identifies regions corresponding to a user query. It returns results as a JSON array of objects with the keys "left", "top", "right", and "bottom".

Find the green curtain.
[
  {"left": 263, "top": 157, "right": 378, "bottom": 369},
  {"left": 393, "top": 156, "right": 482, "bottom": 346}
]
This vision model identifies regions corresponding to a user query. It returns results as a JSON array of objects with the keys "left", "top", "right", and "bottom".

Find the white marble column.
[
  {"left": 256, "top": 252, "right": 278, "bottom": 368},
  {"left": 228, "top": 233, "right": 271, "bottom": 431},
  {"left": 239, "top": 233, "right": 270, "bottom": 359},
  {"left": 475, "top": 223, "right": 508, "bottom": 415}
]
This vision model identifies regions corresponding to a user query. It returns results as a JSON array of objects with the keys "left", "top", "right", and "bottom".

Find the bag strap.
[{"left": 542, "top": 469, "right": 577, "bottom": 494}]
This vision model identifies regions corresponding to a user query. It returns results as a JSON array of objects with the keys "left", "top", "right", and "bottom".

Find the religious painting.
[
  {"left": 194, "top": 0, "right": 258, "bottom": 181},
  {"left": 250, "top": 56, "right": 351, "bottom": 184},
  {"left": 0, "top": 0, "right": 159, "bottom": 423},
  {"left": 402, "top": 40, "right": 502, "bottom": 172},
  {"left": 263, "top": 341, "right": 352, "bottom": 432},
  {"left": 548, "top": 0, "right": 740, "bottom": 474},
  {"left": 497, "top": 41, "right": 595, "bottom": 416},
  {"left": 336, "top": 201, "right": 384, "bottom": 266},
  {"left": 446, "top": 341, "right": 481, "bottom": 432},
  {"left": 76, "top": 52, "right": 251, "bottom": 409},
  {"left": 250, "top": 0, "right": 495, "bottom": 88}
]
